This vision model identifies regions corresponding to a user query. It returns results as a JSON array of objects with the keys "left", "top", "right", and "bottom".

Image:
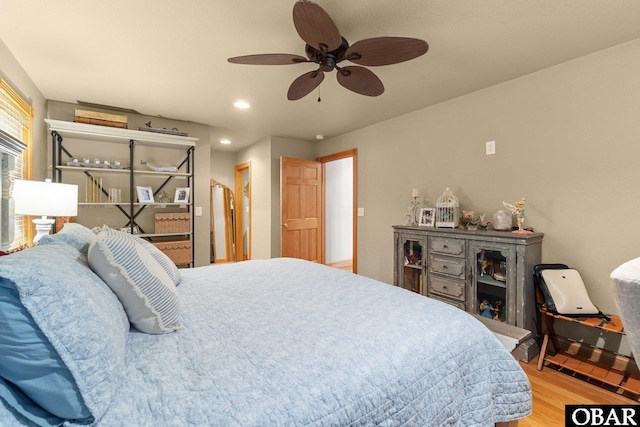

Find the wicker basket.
[
  {"left": 152, "top": 240, "right": 192, "bottom": 265},
  {"left": 154, "top": 213, "right": 190, "bottom": 234}
]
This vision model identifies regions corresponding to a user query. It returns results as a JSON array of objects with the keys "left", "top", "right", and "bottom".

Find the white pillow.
[{"left": 88, "top": 230, "right": 181, "bottom": 334}]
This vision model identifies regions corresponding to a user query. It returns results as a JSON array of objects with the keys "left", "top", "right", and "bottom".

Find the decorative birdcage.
[{"left": 436, "top": 187, "right": 460, "bottom": 228}]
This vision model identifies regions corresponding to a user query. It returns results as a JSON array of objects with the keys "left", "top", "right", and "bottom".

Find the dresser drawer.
[
  {"left": 428, "top": 276, "right": 465, "bottom": 301},
  {"left": 429, "top": 237, "right": 465, "bottom": 257},
  {"left": 429, "top": 256, "right": 466, "bottom": 279},
  {"left": 428, "top": 294, "right": 466, "bottom": 311}
]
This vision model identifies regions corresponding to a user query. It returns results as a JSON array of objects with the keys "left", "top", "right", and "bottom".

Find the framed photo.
[
  {"left": 418, "top": 208, "right": 435, "bottom": 227},
  {"left": 174, "top": 187, "right": 190, "bottom": 204},
  {"left": 136, "top": 186, "right": 154, "bottom": 204}
]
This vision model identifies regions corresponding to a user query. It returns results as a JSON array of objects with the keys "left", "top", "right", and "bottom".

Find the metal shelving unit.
[{"left": 46, "top": 118, "right": 197, "bottom": 266}]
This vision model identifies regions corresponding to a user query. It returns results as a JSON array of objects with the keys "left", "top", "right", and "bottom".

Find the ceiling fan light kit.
[{"left": 227, "top": 0, "right": 429, "bottom": 101}]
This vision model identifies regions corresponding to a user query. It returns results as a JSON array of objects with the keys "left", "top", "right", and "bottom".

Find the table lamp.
[{"left": 13, "top": 179, "right": 78, "bottom": 245}]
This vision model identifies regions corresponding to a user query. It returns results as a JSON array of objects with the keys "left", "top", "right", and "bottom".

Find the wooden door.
[{"left": 281, "top": 157, "right": 322, "bottom": 262}]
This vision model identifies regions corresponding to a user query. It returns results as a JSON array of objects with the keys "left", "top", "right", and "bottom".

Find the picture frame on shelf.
[
  {"left": 136, "top": 186, "right": 154, "bottom": 204},
  {"left": 174, "top": 187, "right": 190, "bottom": 204},
  {"left": 418, "top": 208, "right": 435, "bottom": 227}
]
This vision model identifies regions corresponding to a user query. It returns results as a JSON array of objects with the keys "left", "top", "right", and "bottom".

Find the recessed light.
[
  {"left": 220, "top": 139, "right": 231, "bottom": 145},
  {"left": 233, "top": 101, "right": 250, "bottom": 109},
  {"left": 315, "top": 134, "right": 324, "bottom": 140}
]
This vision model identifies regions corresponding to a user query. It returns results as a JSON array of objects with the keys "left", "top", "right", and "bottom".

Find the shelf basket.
[
  {"left": 152, "top": 240, "right": 192, "bottom": 265},
  {"left": 436, "top": 187, "right": 460, "bottom": 228},
  {"left": 154, "top": 213, "right": 190, "bottom": 234}
]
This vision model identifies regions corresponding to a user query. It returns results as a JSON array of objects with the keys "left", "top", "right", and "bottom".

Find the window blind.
[{"left": 0, "top": 78, "right": 33, "bottom": 249}]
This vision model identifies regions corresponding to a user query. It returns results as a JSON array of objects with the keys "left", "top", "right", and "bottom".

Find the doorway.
[
  {"left": 319, "top": 149, "right": 357, "bottom": 273},
  {"left": 280, "top": 149, "right": 357, "bottom": 272}
]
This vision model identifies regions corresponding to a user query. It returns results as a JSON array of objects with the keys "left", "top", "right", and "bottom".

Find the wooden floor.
[{"left": 519, "top": 356, "right": 639, "bottom": 427}]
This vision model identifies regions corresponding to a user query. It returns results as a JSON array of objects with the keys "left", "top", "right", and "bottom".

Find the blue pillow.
[
  {"left": 0, "top": 379, "right": 62, "bottom": 427},
  {"left": 0, "top": 244, "right": 129, "bottom": 426}
]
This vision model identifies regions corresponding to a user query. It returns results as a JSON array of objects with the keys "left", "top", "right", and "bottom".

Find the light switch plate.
[{"left": 486, "top": 140, "right": 496, "bottom": 155}]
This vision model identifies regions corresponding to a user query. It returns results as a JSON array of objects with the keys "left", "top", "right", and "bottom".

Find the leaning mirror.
[{"left": 210, "top": 179, "right": 235, "bottom": 263}]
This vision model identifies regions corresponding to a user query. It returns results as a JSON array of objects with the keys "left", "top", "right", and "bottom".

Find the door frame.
[
  {"left": 317, "top": 149, "right": 357, "bottom": 273},
  {"left": 234, "top": 161, "right": 251, "bottom": 261}
]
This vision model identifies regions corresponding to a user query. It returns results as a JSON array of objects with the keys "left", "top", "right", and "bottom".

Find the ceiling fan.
[{"left": 227, "top": 0, "right": 429, "bottom": 101}]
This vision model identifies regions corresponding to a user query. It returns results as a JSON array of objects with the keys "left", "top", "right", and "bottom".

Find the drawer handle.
[{"left": 443, "top": 265, "right": 448, "bottom": 269}]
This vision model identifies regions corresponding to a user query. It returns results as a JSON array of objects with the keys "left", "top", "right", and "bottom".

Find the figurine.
[
  {"left": 480, "top": 298, "right": 503, "bottom": 321},
  {"left": 461, "top": 210, "right": 478, "bottom": 230},
  {"left": 478, "top": 250, "right": 494, "bottom": 276},
  {"left": 503, "top": 198, "right": 533, "bottom": 234},
  {"left": 493, "top": 300, "right": 502, "bottom": 321},
  {"left": 478, "top": 214, "right": 490, "bottom": 230},
  {"left": 480, "top": 299, "right": 493, "bottom": 319}
]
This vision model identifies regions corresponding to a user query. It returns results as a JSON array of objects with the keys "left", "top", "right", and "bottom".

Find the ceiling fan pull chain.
[{"left": 317, "top": 87, "right": 321, "bottom": 103}]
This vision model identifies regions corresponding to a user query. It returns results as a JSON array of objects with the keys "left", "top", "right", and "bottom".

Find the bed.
[{"left": 0, "top": 224, "right": 531, "bottom": 426}]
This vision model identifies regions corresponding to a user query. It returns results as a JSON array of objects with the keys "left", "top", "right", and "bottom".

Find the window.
[{"left": 0, "top": 78, "right": 34, "bottom": 249}]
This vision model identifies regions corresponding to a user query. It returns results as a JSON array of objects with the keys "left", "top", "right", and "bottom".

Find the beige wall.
[
  {"left": 236, "top": 137, "right": 271, "bottom": 259},
  {"left": 317, "top": 38, "right": 640, "bottom": 314},
  {"left": 210, "top": 150, "right": 236, "bottom": 189}
]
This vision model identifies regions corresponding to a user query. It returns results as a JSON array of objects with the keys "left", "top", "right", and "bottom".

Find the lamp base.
[{"left": 32, "top": 216, "right": 55, "bottom": 245}]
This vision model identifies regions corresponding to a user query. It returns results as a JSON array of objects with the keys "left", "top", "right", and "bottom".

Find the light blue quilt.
[{"left": 3, "top": 258, "right": 531, "bottom": 426}]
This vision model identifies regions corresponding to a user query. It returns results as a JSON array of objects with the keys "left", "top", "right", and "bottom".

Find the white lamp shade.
[{"left": 13, "top": 179, "right": 78, "bottom": 217}]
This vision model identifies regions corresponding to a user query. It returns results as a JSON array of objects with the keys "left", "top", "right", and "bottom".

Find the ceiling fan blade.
[
  {"left": 288, "top": 69, "right": 325, "bottom": 100},
  {"left": 345, "top": 37, "right": 429, "bottom": 66},
  {"left": 293, "top": 0, "right": 342, "bottom": 53},
  {"left": 228, "top": 54, "right": 308, "bottom": 65},
  {"left": 336, "top": 66, "right": 384, "bottom": 97}
]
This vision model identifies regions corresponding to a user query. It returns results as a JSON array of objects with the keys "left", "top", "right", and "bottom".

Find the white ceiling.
[{"left": 1, "top": 1, "right": 639, "bottom": 151}]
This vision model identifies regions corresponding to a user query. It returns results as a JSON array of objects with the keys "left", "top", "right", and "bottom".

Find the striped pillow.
[
  {"left": 88, "top": 230, "right": 181, "bottom": 334},
  {"left": 94, "top": 226, "right": 182, "bottom": 286}
]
